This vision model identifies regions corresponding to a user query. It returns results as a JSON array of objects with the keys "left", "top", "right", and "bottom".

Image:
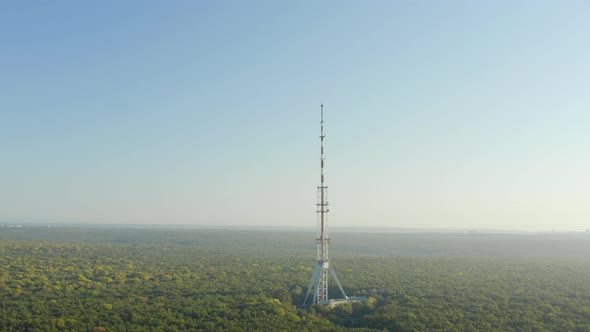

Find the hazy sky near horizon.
[{"left": 1, "top": 1, "right": 589, "bottom": 231}]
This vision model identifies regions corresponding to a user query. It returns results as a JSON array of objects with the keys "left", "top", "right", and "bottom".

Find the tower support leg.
[
  {"left": 303, "top": 263, "right": 319, "bottom": 305},
  {"left": 329, "top": 264, "right": 347, "bottom": 299}
]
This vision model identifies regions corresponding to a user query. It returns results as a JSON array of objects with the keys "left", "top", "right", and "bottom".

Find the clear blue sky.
[{"left": 1, "top": 1, "right": 589, "bottom": 231}]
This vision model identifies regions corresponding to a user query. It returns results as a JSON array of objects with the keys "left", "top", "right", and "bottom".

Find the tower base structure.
[
  {"left": 302, "top": 257, "right": 348, "bottom": 306},
  {"left": 302, "top": 236, "right": 347, "bottom": 305}
]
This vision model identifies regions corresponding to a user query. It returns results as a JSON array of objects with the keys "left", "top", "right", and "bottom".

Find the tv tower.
[{"left": 303, "top": 104, "right": 348, "bottom": 306}]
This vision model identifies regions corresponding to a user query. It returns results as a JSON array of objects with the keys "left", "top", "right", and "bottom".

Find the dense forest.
[{"left": 1, "top": 226, "right": 590, "bottom": 331}]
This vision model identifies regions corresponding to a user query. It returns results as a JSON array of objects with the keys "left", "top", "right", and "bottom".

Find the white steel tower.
[{"left": 303, "top": 104, "right": 347, "bottom": 306}]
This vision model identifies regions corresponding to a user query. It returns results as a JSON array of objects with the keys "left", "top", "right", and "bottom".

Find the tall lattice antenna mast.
[{"left": 303, "top": 104, "right": 347, "bottom": 306}]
